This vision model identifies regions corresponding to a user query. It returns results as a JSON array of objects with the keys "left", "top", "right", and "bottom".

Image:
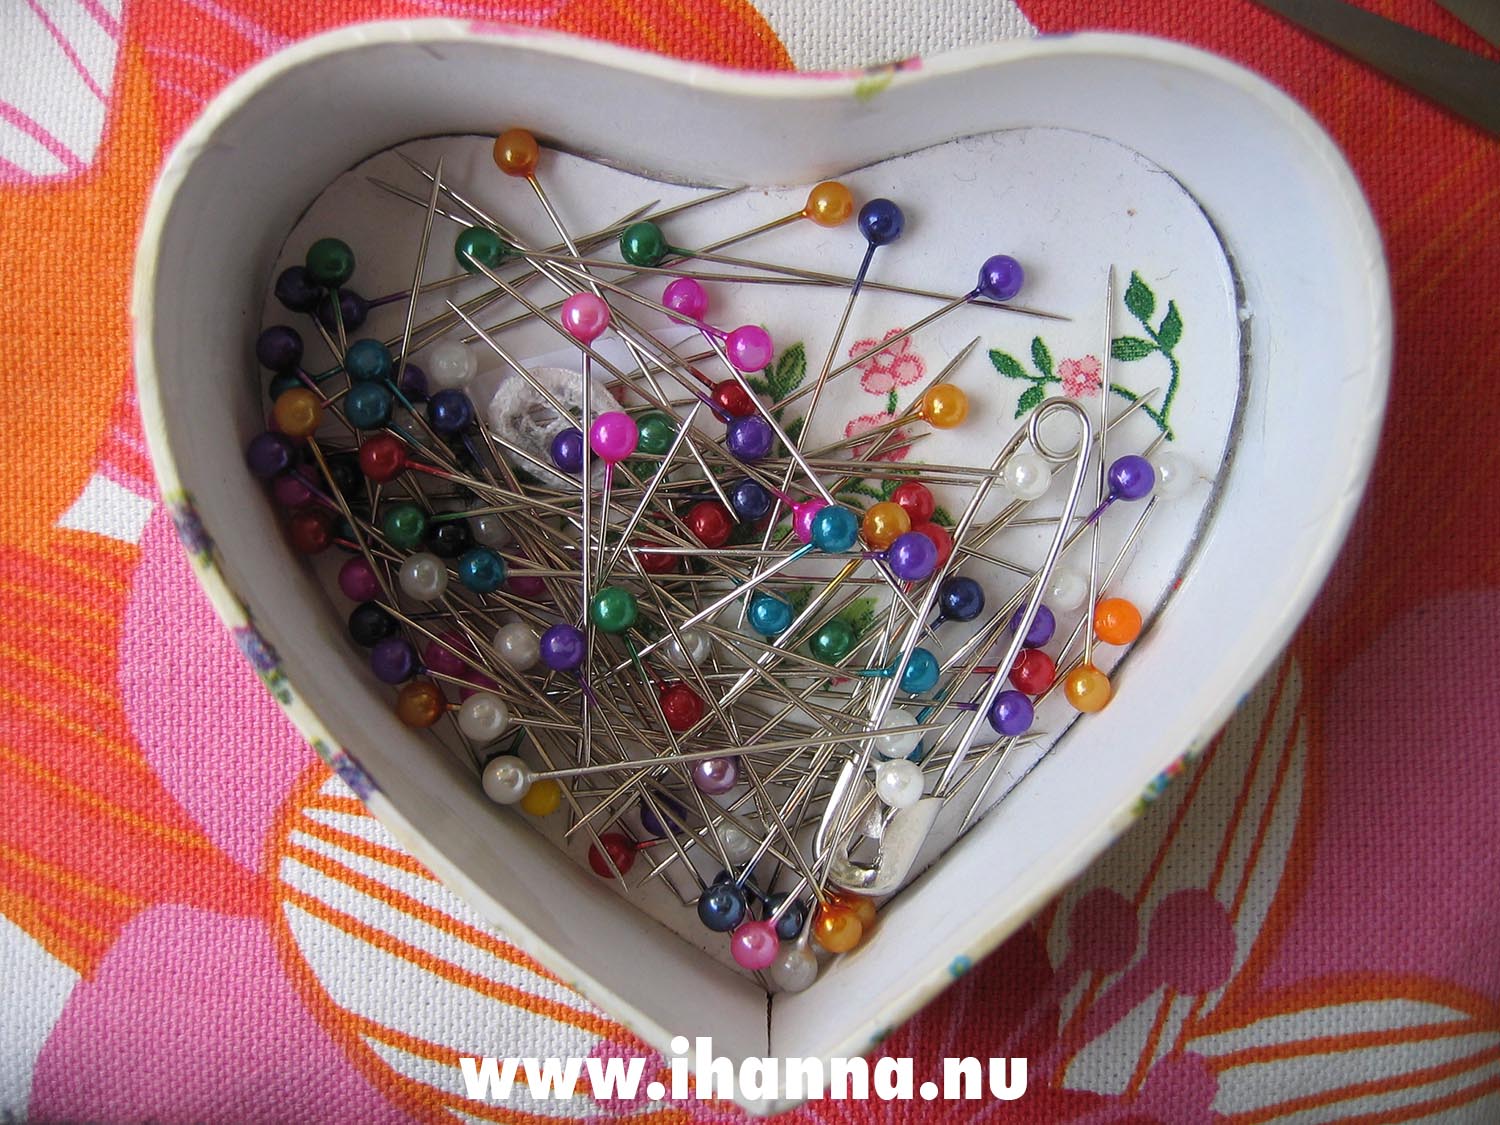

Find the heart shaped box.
[{"left": 133, "top": 22, "right": 1388, "bottom": 1112}]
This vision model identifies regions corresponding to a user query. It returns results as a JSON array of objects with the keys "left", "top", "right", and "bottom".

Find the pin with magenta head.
[{"left": 656, "top": 271, "right": 777, "bottom": 375}]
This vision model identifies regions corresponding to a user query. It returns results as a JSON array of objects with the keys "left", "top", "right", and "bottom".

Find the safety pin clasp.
[{"left": 827, "top": 795, "right": 943, "bottom": 895}]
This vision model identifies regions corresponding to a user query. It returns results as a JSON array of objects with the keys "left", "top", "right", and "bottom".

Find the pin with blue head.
[
  {"left": 550, "top": 427, "right": 586, "bottom": 476},
  {"left": 929, "top": 575, "right": 985, "bottom": 634},
  {"left": 849, "top": 198, "right": 905, "bottom": 298},
  {"left": 456, "top": 547, "right": 507, "bottom": 594},
  {"left": 748, "top": 593, "right": 794, "bottom": 637},
  {"left": 638, "top": 794, "right": 688, "bottom": 839},
  {"left": 426, "top": 389, "right": 474, "bottom": 445},
  {"left": 729, "top": 478, "right": 772, "bottom": 522},
  {"left": 855, "top": 646, "right": 940, "bottom": 695},
  {"left": 809, "top": 504, "right": 859, "bottom": 553}
]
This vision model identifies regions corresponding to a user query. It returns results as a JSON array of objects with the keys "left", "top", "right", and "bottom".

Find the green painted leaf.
[
  {"left": 837, "top": 596, "right": 879, "bottom": 637},
  {"left": 786, "top": 585, "right": 812, "bottom": 614},
  {"left": 1111, "top": 336, "right": 1155, "bottom": 362},
  {"left": 1156, "top": 301, "right": 1183, "bottom": 351},
  {"left": 770, "top": 342, "right": 807, "bottom": 399},
  {"left": 745, "top": 376, "right": 771, "bottom": 396},
  {"left": 1030, "top": 336, "right": 1053, "bottom": 377},
  {"left": 782, "top": 416, "right": 804, "bottom": 448},
  {"left": 1124, "top": 272, "right": 1155, "bottom": 323},
  {"left": 989, "top": 349, "right": 1028, "bottom": 380},
  {"left": 931, "top": 505, "right": 955, "bottom": 528},
  {"left": 879, "top": 478, "right": 900, "bottom": 501},
  {"left": 1015, "top": 384, "right": 1045, "bottom": 417},
  {"left": 835, "top": 482, "right": 883, "bottom": 505}
]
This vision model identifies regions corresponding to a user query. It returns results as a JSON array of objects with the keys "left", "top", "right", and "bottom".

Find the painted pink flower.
[
  {"left": 845, "top": 411, "right": 911, "bottom": 463},
  {"left": 850, "top": 328, "right": 927, "bottom": 396},
  {"left": 1060, "top": 354, "right": 1103, "bottom": 398}
]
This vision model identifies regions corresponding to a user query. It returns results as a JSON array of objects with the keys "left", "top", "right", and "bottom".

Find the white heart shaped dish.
[{"left": 134, "top": 22, "right": 1388, "bottom": 1113}]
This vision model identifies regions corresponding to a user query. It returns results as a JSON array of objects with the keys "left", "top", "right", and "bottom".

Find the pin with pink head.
[
  {"left": 792, "top": 499, "right": 828, "bottom": 544},
  {"left": 724, "top": 325, "right": 774, "bottom": 373},
  {"left": 589, "top": 410, "right": 638, "bottom": 489},
  {"left": 695, "top": 322, "right": 776, "bottom": 374},
  {"left": 561, "top": 292, "right": 611, "bottom": 345},
  {"left": 757, "top": 484, "right": 824, "bottom": 545},
  {"left": 661, "top": 278, "right": 775, "bottom": 375},
  {"left": 662, "top": 277, "right": 709, "bottom": 321}
]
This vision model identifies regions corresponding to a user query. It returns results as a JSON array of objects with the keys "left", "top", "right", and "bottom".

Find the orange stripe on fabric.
[
  {"left": 0, "top": 840, "right": 145, "bottom": 910},
  {"left": 1129, "top": 710, "right": 1224, "bottom": 912},
  {"left": 279, "top": 886, "right": 626, "bottom": 1043},
  {"left": 695, "top": 0, "right": 790, "bottom": 67},
  {"left": 1225, "top": 711, "right": 1303, "bottom": 921},
  {"left": 262, "top": 765, "right": 453, "bottom": 1125},
  {"left": 1388, "top": 150, "right": 1488, "bottom": 236},
  {"left": 1223, "top": 1042, "right": 1500, "bottom": 1124},
  {"left": 37, "top": 548, "right": 131, "bottom": 596},
  {"left": 0, "top": 878, "right": 116, "bottom": 946},
  {"left": 304, "top": 793, "right": 376, "bottom": 817},
  {"left": 292, "top": 811, "right": 439, "bottom": 881},
  {"left": 1126, "top": 993, "right": 1175, "bottom": 1095},
  {"left": 0, "top": 741, "right": 217, "bottom": 850},
  {"left": 1341, "top": 1068, "right": 1500, "bottom": 1125},
  {"left": 569, "top": 0, "right": 670, "bottom": 56},
  {"left": 280, "top": 840, "right": 565, "bottom": 990},
  {"left": 1175, "top": 708, "right": 1305, "bottom": 1052},
  {"left": 281, "top": 833, "right": 608, "bottom": 1025},
  {"left": 1395, "top": 184, "right": 1500, "bottom": 284},
  {"left": 344, "top": 1022, "right": 549, "bottom": 1125},
  {"left": 345, "top": 1010, "right": 474, "bottom": 1066},
  {"left": 1100, "top": 664, "right": 1291, "bottom": 1061},
  {"left": 0, "top": 685, "right": 154, "bottom": 771},
  {"left": 0, "top": 887, "right": 103, "bottom": 971},
  {"left": 0, "top": 638, "right": 123, "bottom": 711},
  {"left": 290, "top": 810, "right": 575, "bottom": 989},
  {"left": 1409, "top": 216, "right": 1500, "bottom": 306},
  {"left": 1208, "top": 1016, "right": 1487, "bottom": 1069},
  {"left": 658, "top": 0, "right": 737, "bottom": 65},
  {"left": 347, "top": 1011, "right": 690, "bottom": 1125},
  {"left": 3, "top": 619, "right": 113, "bottom": 660},
  {"left": 0, "top": 581, "right": 119, "bottom": 629},
  {"left": 1206, "top": 660, "right": 1293, "bottom": 905}
]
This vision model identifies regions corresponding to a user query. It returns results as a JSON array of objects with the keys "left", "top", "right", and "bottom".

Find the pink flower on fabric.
[
  {"left": 845, "top": 411, "right": 911, "bottom": 463},
  {"left": 1060, "top": 355, "right": 1103, "bottom": 398},
  {"left": 850, "top": 328, "right": 927, "bottom": 396}
]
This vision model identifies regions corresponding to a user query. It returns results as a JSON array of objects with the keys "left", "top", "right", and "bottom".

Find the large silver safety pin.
[{"left": 821, "top": 395, "right": 1097, "bottom": 894}]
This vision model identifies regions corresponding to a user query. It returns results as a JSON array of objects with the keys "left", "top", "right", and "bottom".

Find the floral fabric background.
[{"left": 2, "top": 0, "right": 1498, "bottom": 1121}]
